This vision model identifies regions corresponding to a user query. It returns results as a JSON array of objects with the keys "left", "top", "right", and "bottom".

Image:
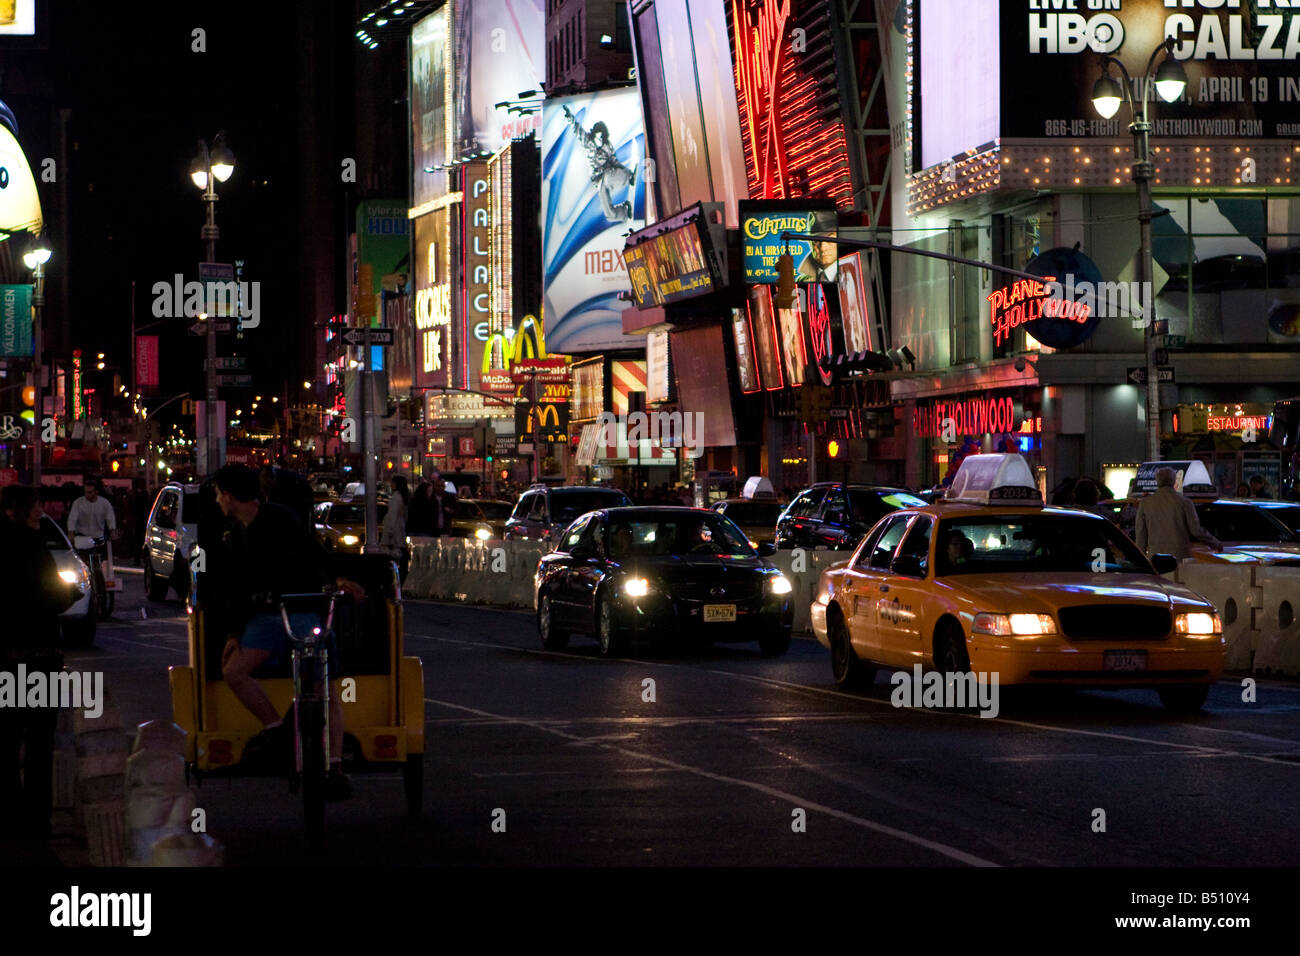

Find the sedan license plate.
[
  {"left": 1104, "top": 650, "right": 1148, "bottom": 672},
  {"left": 703, "top": 604, "right": 737, "bottom": 623}
]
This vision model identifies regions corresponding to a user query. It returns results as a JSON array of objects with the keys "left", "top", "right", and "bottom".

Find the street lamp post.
[
  {"left": 23, "top": 235, "right": 52, "bottom": 487},
  {"left": 1091, "top": 38, "right": 1187, "bottom": 461},
  {"left": 190, "top": 132, "right": 235, "bottom": 477}
]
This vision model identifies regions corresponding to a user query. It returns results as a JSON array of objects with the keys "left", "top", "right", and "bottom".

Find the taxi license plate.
[
  {"left": 703, "top": 605, "right": 736, "bottom": 623},
  {"left": 1104, "top": 650, "right": 1148, "bottom": 672}
]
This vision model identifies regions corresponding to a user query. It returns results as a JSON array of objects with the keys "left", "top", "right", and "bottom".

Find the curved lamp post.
[{"left": 1091, "top": 38, "right": 1187, "bottom": 461}]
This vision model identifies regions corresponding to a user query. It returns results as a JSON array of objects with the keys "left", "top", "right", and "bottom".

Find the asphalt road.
[{"left": 64, "top": 574, "right": 1300, "bottom": 867}]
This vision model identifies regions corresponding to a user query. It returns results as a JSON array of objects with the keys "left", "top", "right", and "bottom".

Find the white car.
[
  {"left": 144, "top": 482, "right": 202, "bottom": 601},
  {"left": 42, "top": 516, "right": 95, "bottom": 645}
]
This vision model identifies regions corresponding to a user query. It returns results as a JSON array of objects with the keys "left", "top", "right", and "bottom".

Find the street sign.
[
  {"left": 341, "top": 327, "right": 394, "bottom": 346},
  {"left": 210, "top": 356, "right": 248, "bottom": 370},
  {"left": 198, "top": 262, "right": 235, "bottom": 280},
  {"left": 217, "top": 373, "right": 253, "bottom": 388},
  {"left": 1126, "top": 366, "right": 1175, "bottom": 385},
  {"left": 189, "top": 318, "right": 235, "bottom": 335},
  {"left": 828, "top": 406, "right": 851, "bottom": 420}
]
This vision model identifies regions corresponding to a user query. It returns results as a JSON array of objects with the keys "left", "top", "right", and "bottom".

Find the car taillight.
[
  {"left": 210, "top": 740, "right": 233, "bottom": 764},
  {"left": 375, "top": 735, "right": 399, "bottom": 759}
]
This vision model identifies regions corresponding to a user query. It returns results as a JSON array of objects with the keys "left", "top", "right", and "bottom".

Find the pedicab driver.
[{"left": 212, "top": 464, "right": 364, "bottom": 800}]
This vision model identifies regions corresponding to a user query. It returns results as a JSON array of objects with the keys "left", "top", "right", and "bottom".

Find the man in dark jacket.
[
  {"left": 0, "top": 485, "right": 80, "bottom": 840},
  {"left": 212, "top": 465, "right": 361, "bottom": 800}
]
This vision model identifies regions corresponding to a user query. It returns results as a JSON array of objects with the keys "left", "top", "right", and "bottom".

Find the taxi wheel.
[
  {"left": 935, "top": 622, "right": 972, "bottom": 674},
  {"left": 1158, "top": 684, "right": 1209, "bottom": 714},
  {"left": 597, "top": 594, "right": 627, "bottom": 658},
  {"left": 539, "top": 593, "right": 569, "bottom": 650},
  {"left": 830, "top": 614, "right": 875, "bottom": 689}
]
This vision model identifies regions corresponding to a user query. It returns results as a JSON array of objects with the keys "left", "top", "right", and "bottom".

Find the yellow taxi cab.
[{"left": 810, "top": 453, "right": 1226, "bottom": 712}]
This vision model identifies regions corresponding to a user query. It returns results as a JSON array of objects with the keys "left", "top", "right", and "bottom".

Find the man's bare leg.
[{"left": 222, "top": 646, "right": 279, "bottom": 726}]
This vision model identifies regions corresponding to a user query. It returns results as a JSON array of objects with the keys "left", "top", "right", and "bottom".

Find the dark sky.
[{"left": 3, "top": 0, "right": 363, "bottom": 427}]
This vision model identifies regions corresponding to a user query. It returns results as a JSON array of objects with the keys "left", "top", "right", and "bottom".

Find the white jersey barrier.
[
  {"left": 1172, "top": 561, "right": 1261, "bottom": 672},
  {"left": 1251, "top": 565, "right": 1300, "bottom": 677}
]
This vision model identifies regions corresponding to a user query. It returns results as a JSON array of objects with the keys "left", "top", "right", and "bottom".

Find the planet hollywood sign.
[
  {"left": 987, "top": 277, "right": 1090, "bottom": 349},
  {"left": 913, "top": 394, "right": 1021, "bottom": 439}
]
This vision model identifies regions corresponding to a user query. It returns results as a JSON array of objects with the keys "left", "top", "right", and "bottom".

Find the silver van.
[{"left": 143, "top": 482, "right": 202, "bottom": 601}]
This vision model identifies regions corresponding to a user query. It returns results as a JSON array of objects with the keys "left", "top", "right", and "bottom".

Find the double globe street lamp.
[
  {"left": 23, "top": 233, "right": 52, "bottom": 486},
  {"left": 189, "top": 132, "right": 235, "bottom": 476},
  {"left": 1090, "top": 37, "right": 1188, "bottom": 461}
]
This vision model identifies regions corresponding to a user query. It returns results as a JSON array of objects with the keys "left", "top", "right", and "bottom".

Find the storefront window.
[{"left": 1153, "top": 195, "right": 1300, "bottom": 347}]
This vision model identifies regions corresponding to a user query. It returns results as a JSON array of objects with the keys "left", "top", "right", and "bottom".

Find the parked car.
[
  {"left": 42, "top": 515, "right": 95, "bottom": 645},
  {"left": 143, "top": 482, "right": 203, "bottom": 602},
  {"left": 504, "top": 484, "right": 633, "bottom": 545},
  {"left": 710, "top": 497, "right": 785, "bottom": 548},
  {"left": 535, "top": 506, "right": 793, "bottom": 656},
  {"left": 1101, "top": 496, "right": 1300, "bottom": 563},
  {"left": 775, "top": 482, "right": 926, "bottom": 551}
]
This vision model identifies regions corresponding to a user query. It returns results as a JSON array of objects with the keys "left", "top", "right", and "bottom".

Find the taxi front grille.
[{"left": 1058, "top": 605, "right": 1171, "bottom": 640}]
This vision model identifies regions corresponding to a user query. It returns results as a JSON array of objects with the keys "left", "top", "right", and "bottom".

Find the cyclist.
[
  {"left": 213, "top": 464, "right": 363, "bottom": 801},
  {"left": 67, "top": 478, "right": 118, "bottom": 543}
]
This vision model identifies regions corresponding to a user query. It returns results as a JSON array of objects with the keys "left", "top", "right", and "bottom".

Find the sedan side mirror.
[
  {"left": 892, "top": 554, "right": 926, "bottom": 578},
  {"left": 1151, "top": 553, "right": 1178, "bottom": 574},
  {"left": 756, "top": 542, "right": 776, "bottom": 557}
]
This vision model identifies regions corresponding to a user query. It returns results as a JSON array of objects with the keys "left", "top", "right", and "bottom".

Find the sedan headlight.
[
  {"left": 624, "top": 577, "right": 650, "bottom": 597},
  {"left": 58, "top": 569, "right": 79, "bottom": 585},
  {"left": 1175, "top": 611, "right": 1222, "bottom": 637},
  {"left": 475, "top": 527, "right": 492, "bottom": 540},
  {"left": 340, "top": 534, "right": 359, "bottom": 547},
  {"left": 768, "top": 574, "right": 793, "bottom": 595},
  {"left": 972, "top": 612, "right": 1057, "bottom": 637}
]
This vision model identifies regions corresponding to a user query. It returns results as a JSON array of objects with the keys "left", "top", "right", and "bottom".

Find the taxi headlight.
[
  {"left": 624, "top": 577, "right": 650, "bottom": 597},
  {"left": 340, "top": 534, "right": 359, "bottom": 547},
  {"left": 59, "top": 569, "right": 79, "bottom": 585},
  {"left": 1176, "top": 611, "right": 1221, "bottom": 637},
  {"left": 973, "top": 612, "right": 1057, "bottom": 637},
  {"left": 475, "top": 527, "right": 492, "bottom": 540},
  {"left": 768, "top": 574, "right": 793, "bottom": 595}
]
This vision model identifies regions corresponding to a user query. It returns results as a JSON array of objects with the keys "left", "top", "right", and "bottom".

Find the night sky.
[{"left": 3, "top": 0, "right": 361, "bottom": 428}]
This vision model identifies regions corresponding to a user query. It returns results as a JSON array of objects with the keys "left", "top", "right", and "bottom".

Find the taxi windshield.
[{"left": 935, "top": 514, "right": 1152, "bottom": 576}]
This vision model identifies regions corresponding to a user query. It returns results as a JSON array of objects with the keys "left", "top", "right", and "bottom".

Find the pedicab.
[{"left": 167, "top": 480, "right": 425, "bottom": 842}]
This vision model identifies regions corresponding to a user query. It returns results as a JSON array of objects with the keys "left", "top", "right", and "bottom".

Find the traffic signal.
[{"left": 20, "top": 383, "right": 36, "bottom": 424}]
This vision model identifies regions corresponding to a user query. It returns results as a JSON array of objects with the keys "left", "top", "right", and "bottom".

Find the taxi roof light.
[{"left": 945, "top": 453, "right": 1043, "bottom": 506}]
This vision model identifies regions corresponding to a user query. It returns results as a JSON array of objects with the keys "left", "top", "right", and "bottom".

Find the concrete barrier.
[
  {"left": 1251, "top": 565, "right": 1300, "bottom": 677},
  {"left": 1174, "top": 560, "right": 1261, "bottom": 671},
  {"left": 405, "top": 538, "right": 541, "bottom": 608}
]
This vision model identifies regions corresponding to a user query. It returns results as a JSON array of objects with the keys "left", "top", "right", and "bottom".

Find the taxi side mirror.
[
  {"left": 1151, "top": 553, "right": 1178, "bottom": 574},
  {"left": 892, "top": 554, "right": 926, "bottom": 578}
]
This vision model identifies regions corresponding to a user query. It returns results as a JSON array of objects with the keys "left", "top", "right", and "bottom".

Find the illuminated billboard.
[
  {"left": 740, "top": 202, "right": 838, "bottom": 284},
  {"left": 411, "top": 7, "right": 454, "bottom": 210},
  {"left": 413, "top": 209, "right": 457, "bottom": 390},
  {"left": 622, "top": 206, "right": 722, "bottom": 308},
  {"left": 542, "top": 89, "right": 647, "bottom": 354},
  {"left": 453, "top": 0, "right": 544, "bottom": 154}
]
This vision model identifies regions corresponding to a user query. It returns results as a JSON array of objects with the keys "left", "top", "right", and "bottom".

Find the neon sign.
[
  {"left": 729, "top": 0, "right": 854, "bottom": 207},
  {"left": 987, "top": 277, "right": 1090, "bottom": 348}
]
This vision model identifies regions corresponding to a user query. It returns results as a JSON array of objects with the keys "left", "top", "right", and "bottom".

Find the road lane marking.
[
  {"left": 409, "top": 630, "right": 1300, "bottom": 768},
  {"left": 90, "top": 633, "right": 188, "bottom": 654},
  {"left": 422, "top": 694, "right": 999, "bottom": 867}
]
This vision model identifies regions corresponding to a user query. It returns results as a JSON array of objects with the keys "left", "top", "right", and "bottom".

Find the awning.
[{"left": 575, "top": 422, "right": 677, "bottom": 466}]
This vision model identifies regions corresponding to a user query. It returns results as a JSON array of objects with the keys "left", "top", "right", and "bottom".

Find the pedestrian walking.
[
  {"left": 380, "top": 475, "right": 410, "bottom": 580},
  {"left": 1135, "top": 467, "right": 1223, "bottom": 561},
  {"left": 0, "top": 485, "right": 81, "bottom": 843}
]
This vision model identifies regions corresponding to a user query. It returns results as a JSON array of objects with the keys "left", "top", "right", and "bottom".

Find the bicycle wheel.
[{"left": 298, "top": 697, "right": 327, "bottom": 847}]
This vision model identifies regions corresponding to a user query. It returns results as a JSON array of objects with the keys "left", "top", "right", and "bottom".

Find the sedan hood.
[{"left": 946, "top": 572, "right": 1213, "bottom": 612}]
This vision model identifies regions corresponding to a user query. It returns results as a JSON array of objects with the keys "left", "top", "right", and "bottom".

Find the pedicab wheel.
[
  {"left": 403, "top": 754, "right": 424, "bottom": 817},
  {"left": 299, "top": 703, "right": 327, "bottom": 846}
]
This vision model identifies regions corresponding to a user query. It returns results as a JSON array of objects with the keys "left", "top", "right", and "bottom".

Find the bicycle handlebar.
[{"left": 278, "top": 590, "right": 349, "bottom": 641}]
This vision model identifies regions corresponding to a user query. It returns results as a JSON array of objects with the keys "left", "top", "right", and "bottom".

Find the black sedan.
[{"left": 534, "top": 507, "right": 795, "bottom": 657}]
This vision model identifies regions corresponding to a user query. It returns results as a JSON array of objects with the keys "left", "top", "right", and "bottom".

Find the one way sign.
[
  {"left": 342, "top": 327, "right": 394, "bottom": 346},
  {"left": 1127, "top": 366, "right": 1175, "bottom": 385}
]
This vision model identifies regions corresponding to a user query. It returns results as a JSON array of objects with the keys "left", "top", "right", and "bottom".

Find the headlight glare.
[
  {"left": 1176, "top": 611, "right": 1221, "bottom": 636},
  {"left": 769, "top": 574, "right": 793, "bottom": 595},
  {"left": 475, "top": 527, "right": 491, "bottom": 540},
  {"left": 1009, "top": 613, "right": 1057, "bottom": 636},
  {"left": 341, "top": 534, "right": 359, "bottom": 546},
  {"left": 59, "top": 569, "right": 78, "bottom": 584},
  {"left": 624, "top": 577, "right": 649, "bottom": 597}
]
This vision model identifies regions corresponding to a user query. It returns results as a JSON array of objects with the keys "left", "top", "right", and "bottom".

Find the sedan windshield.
[
  {"left": 607, "top": 514, "right": 755, "bottom": 559},
  {"left": 330, "top": 503, "right": 386, "bottom": 524},
  {"left": 935, "top": 514, "right": 1152, "bottom": 576},
  {"left": 551, "top": 490, "right": 631, "bottom": 523}
]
